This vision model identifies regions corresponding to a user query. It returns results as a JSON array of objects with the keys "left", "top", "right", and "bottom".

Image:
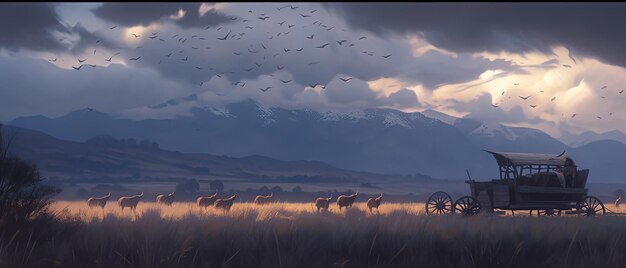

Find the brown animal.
[
  {"left": 118, "top": 192, "right": 143, "bottom": 212},
  {"left": 197, "top": 190, "right": 219, "bottom": 210},
  {"left": 337, "top": 191, "right": 358, "bottom": 211},
  {"left": 254, "top": 192, "right": 274, "bottom": 205},
  {"left": 315, "top": 195, "right": 332, "bottom": 212},
  {"left": 156, "top": 192, "right": 175, "bottom": 206},
  {"left": 215, "top": 194, "right": 237, "bottom": 212},
  {"left": 87, "top": 192, "right": 111, "bottom": 210},
  {"left": 366, "top": 193, "right": 383, "bottom": 213}
]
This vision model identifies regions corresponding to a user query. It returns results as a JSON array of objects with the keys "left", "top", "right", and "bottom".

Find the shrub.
[{"left": 0, "top": 124, "right": 60, "bottom": 228}]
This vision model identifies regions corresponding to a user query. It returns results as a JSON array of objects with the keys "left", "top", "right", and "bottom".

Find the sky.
[{"left": 1, "top": 3, "right": 626, "bottom": 138}]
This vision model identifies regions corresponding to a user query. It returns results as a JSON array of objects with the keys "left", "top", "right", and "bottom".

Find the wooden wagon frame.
[{"left": 425, "top": 150, "right": 606, "bottom": 216}]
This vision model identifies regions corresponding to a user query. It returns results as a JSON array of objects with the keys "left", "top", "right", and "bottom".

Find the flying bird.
[
  {"left": 519, "top": 95, "right": 531, "bottom": 100},
  {"left": 491, "top": 104, "right": 499, "bottom": 108},
  {"left": 48, "top": 58, "right": 57, "bottom": 62},
  {"left": 307, "top": 34, "right": 314, "bottom": 39},
  {"left": 529, "top": 104, "right": 537, "bottom": 108},
  {"left": 233, "top": 52, "right": 241, "bottom": 55},
  {"left": 620, "top": 90, "right": 624, "bottom": 94},
  {"left": 299, "top": 13, "right": 311, "bottom": 18},
  {"left": 258, "top": 16, "right": 270, "bottom": 20},
  {"left": 245, "top": 26, "right": 254, "bottom": 29},
  {"left": 259, "top": 86, "right": 272, "bottom": 92},
  {"left": 551, "top": 97, "right": 556, "bottom": 101},
  {"left": 131, "top": 33, "right": 140, "bottom": 38},
  {"left": 245, "top": 67, "right": 254, "bottom": 72},
  {"left": 109, "top": 25, "right": 117, "bottom": 30},
  {"left": 596, "top": 116, "right": 602, "bottom": 119},
  {"left": 277, "top": 65, "right": 284, "bottom": 70},
  {"left": 72, "top": 65, "right": 83, "bottom": 70},
  {"left": 514, "top": 83, "right": 519, "bottom": 86},
  {"left": 359, "top": 36, "right": 367, "bottom": 40},
  {"left": 316, "top": 43, "right": 329, "bottom": 49},
  {"left": 296, "top": 48, "right": 303, "bottom": 52},
  {"left": 337, "top": 40, "right": 347, "bottom": 45},
  {"left": 280, "top": 79, "right": 292, "bottom": 83},
  {"left": 78, "top": 58, "right": 87, "bottom": 63},
  {"left": 288, "top": 24, "right": 295, "bottom": 28},
  {"left": 217, "top": 30, "right": 232, "bottom": 40},
  {"left": 181, "top": 56, "right": 188, "bottom": 61},
  {"left": 340, "top": 77, "right": 353, "bottom": 82},
  {"left": 255, "top": 62, "right": 262, "bottom": 67},
  {"left": 601, "top": 85, "right": 607, "bottom": 89},
  {"left": 277, "top": 21, "right": 286, "bottom": 26},
  {"left": 289, "top": 4, "right": 299, "bottom": 10},
  {"left": 571, "top": 113, "right": 577, "bottom": 118},
  {"left": 563, "top": 64, "right": 572, "bottom": 68},
  {"left": 308, "top": 61, "right": 320, "bottom": 65},
  {"left": 381, "top": 54, "right": 392, "bottom": 58},
  {"left": 129, "top": 56, "right": 141, "bottom": 61}
]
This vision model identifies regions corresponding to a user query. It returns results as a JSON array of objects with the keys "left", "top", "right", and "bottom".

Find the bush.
[
  {"left": 0, "top": 124, "right": 60, "bottom": 228},
  {"left": 176, "top": 179, "right": 199, "bottom": 195}
]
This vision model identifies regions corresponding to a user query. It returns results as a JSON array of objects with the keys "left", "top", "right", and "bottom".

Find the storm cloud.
[
  {"left": 92, "top": 3, "right": 232, "bottom": 29},
  {"left": 0, "top": 3, "right": 115, "bottom": 54},
  {"left": 325, "top": 3, "right": 626, "bottom": 68}
]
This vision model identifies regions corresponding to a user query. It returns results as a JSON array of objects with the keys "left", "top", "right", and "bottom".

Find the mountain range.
[{"left": 9, "top": 99, "right": 626, "bottom": 182}]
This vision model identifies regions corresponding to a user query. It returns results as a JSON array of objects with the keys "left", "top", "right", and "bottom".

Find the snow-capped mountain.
[
  {"left": 10, "top": 99, "right": 626, "bottom": 181},
  {"left": 560, "top": 130, "right": 626, "bottom": 147}
]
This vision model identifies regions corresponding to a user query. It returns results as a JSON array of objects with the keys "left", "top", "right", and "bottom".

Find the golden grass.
[
  {"left": 51, "top": 201, "right": 430, "bottom": 222},
  {"left": 51, "top": 200, "right": 626, "bottom": 222},
  {"left": 4, "top": 200, "right": 626, "bottom": 267}
]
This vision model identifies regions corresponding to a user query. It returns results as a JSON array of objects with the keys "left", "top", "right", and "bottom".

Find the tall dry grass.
[{"left": 3, "top": 201, "right": 626, "bottom": 267}]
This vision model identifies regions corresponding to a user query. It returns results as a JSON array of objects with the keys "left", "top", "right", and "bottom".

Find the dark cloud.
[
  {"left": 384, "top": 88, "right": 420, "bottom": 109},
  {"left": 92, "top": 3, "right": 231, "bottom": 29},
  {"left": 451, "top": 93, "right": 528, "bottom": 124},
  {"left": 0, "top": 3, "right": 116, "bottom": 54},
  {"left": 325, "top": 3, "right": 626, "bottom": 68},
  {"left": 0, "top": 3, "right": 70, "bottom": 52}
]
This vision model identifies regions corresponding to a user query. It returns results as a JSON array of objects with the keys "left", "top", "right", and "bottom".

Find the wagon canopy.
[{"left": 484, "top": 150, "right": 570, "bottom": 166}]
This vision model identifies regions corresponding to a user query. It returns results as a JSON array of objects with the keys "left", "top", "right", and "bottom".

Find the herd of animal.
[{"left": 86, "top": 191, "right": 383, "bottom": 213}]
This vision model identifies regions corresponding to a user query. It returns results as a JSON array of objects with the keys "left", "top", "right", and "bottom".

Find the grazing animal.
[
  {"left": 156, "top": 192, "right": 175, "bottom": 206},
  {"left": 215, "top": 194, "right": 237, "bottom": 212},
  {"left": 336, "top": 191, "right": 358, "bottom": 211},
  {"left": 87, "top": 192, "right": 111, "bottom": 210},
  {"left": 197, "top": 190, "right": 219, "bottom": 210},
  {"left": 315, "top": 195, "right": 332, "bottom": 212},
  {"left": 254, "top": 192, "right": 274, "bottom": 205},
  {"left": 118, "top": 192, "right": 143, "bottom": 212},
  {"left": 366, "top": 193, "right": 383, "bottom": 213}
]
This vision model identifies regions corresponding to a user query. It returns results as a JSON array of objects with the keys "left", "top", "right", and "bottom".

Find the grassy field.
[{"left": 2, "top": 200, "right": 626, "bottom": 267}]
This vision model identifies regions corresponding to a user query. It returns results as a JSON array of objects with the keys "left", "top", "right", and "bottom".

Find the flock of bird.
[
  {"left": 490, "top": 80, "right": 622, "bottom": 120},
  {"left": 51, "top": 4, "right": 392, "bottom": 95},
  {"left": 47, "top": 4, "right": 620, "bottom": 122}
]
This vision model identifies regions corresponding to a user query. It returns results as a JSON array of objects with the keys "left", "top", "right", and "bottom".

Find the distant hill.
[{"left": 2, "top": 125, "right": 418, "bottom": 183}]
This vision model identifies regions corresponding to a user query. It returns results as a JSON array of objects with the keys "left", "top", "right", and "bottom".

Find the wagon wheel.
[
  {"left": 454, "top": 196, "right": 481, "bottom": 216},
  {"left": 577, "top": 196, "right": 605, "bottom": 216},
  {"left": 425, "top": 192, "right": 453, "bottom": 215},
  {"left": 536, "top": 209, "right": 561, "bottom": 217}
]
